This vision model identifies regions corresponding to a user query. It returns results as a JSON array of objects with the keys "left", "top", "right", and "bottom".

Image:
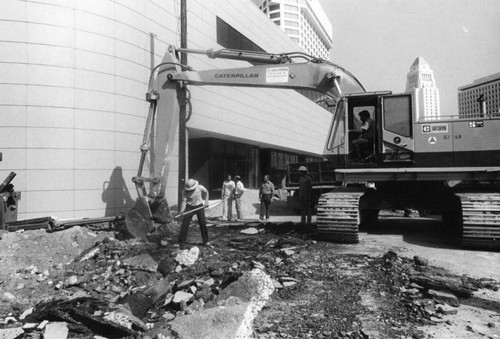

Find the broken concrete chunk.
[
  {"left": 203, "top": 278, "right": 215, "bottom": 286},
  {"left": 281, "top": 248, "right": 296, "bottom": 256},
  {"left": 64, "top": 275, "right": 78, "bottom": 287},
  {"left": 37, "top": 320, "right": 49, "bottom": 330},
  {"left": 240, "top": 227, "right": 259, "bottom": 235},
  {"left": 251, "top": 261, "right": 265, "bottom": 270},
  {"left": 272, "top": 280, "right": 284, "bottom": 289},
  {"left": 413, "top": 256, "right": 429, "bottom": 266},
  {"left": 428, "top": 289, "right": 460, "bottom": 307},
  {"left": 282, "top": 281, "right": 297, "bottom": 288},
  {"left": 177, "top": 279, "right": 194, "bottom": 289},
  {"left": 22, "top": 323, "right": 38, "bottom": 330},
  {"left": 0, "top": 327, "right": 24, "bottom": 339},
  {"left": 430, "top": 316, "right": 445, "bottom": 323},
  {"left": 23, "top": 265, "right": 39, "bottom": 274},
  {"left": 436, "top": 304, "right": 459, "bottom": 315},
  {"left": 44, "top": 322, "right": 69, "bottom": 339},
  {"left": 162, "top": 312, "right": 175, "bottom": 321},
  {"left": 123, "top": 253, "right": 158, "bottom": 272},
  {"left": 175, "top": 247, "right": 200, "bottom": 266},
  {"left": 19, "top": 307, "right": 33, "bottom": 320},
  {"left": 103, "top": 311, "right": 133, "bottom": 329},
  {"left": 170, "top": 302, "right": 251, "bottom": 339},
  {"left": 172, "top": 291, "right": 193, "bottom": 304},
  {"left": 163, "top": 294, "right": 174, "bottom": 306},
  {"left": 2, "top": 292, "right": 16, "bottom": 302}
]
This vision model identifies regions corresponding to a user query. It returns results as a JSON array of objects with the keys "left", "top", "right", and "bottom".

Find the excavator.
[{"left": 126, "top": 45, "right": 500, "bottom": 250}]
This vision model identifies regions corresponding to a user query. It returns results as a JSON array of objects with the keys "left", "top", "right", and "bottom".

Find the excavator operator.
[{"left": 350, "top": 110, "right": 374, "bottom": 162}]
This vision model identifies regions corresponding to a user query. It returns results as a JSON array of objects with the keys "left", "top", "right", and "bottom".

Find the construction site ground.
[{"left": 0, "top": 189, "right": 499, "bottom": 339}]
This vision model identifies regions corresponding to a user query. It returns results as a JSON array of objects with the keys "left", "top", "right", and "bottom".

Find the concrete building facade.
[
  {"left": 254, "top": 0, "right": 333, "bottom": 60},
  {"left": 458, "top": 72, "right": 500, "bottom": 118},
  {"left": 405, "top": 57, "right": 441, "bottom": 121},
  {"left": 0, "top": 0, "right": 333, "bottom": 220}
]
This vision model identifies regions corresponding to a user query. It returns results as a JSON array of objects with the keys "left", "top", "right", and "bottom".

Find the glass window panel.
[{"left": 383, "top": 96, "right": 412, "bottom": 137}]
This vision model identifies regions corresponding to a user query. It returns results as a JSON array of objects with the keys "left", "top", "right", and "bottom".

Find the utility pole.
[{"left": 178, "top": 0, "right": 187, "bottom": 207}]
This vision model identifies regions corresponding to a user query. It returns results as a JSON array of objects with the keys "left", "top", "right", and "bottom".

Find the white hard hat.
[
  {"left": 185, "top": 179, "right": 199, "bottom": 191},
  {"left": 298, "top": 166, "right": 308, "bottom": 172}
]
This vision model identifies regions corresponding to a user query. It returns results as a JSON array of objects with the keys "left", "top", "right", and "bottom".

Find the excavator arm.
[{"left": 126, "top": 45, "right": 365, "bottom": 238}]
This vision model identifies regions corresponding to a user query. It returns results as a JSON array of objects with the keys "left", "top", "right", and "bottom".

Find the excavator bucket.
[
  {"left": 125, "top": 197, "right": 155, "bottom": 239},
  {"left": 125, "top": 196, "right": 173, "bottom": 239}
]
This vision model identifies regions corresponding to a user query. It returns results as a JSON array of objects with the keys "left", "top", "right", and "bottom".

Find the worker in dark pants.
[
  {"left": 298, "top": 166, "right": 313, "bottom": 224},
  {"left": 178, "top": 178, "right": 210, "bottom": 247}
]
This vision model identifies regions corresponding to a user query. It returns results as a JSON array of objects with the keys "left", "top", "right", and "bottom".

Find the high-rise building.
[
  {"left": 458, "top": 72, "right": 500, "bottom": 118},
  {"left": 405, "top": 57, "right": 441, "bottom": 120},
  {"left": 253, "top": 0, "right": 333, "bottom": 60}
]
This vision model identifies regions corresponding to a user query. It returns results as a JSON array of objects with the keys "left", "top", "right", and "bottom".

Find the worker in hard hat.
[
  {"left": 298, "top": 166, "right": 313, "bottom": 224},
  {"left": 178, "top": 178, "right": 210, "bottom": 247}
]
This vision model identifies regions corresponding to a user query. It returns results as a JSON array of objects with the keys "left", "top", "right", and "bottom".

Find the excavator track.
[
  {"left": 316, "top": 192, "right": 363, "bottom": 243},
  {"left": 457, "top": 193, "right": 500, "bottom": 250}
]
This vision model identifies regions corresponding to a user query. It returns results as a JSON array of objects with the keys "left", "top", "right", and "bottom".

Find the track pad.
[{"left": 126, "top": 197, "right": 155, "bottom": 239}]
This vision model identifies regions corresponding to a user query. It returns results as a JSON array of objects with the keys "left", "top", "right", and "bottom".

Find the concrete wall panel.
[
  {"left": 0, "top": 21, "right": 27, "bottom": 42},
  {"left": 27, "top": 64, "right": 74, "bottom": 88},
  {"left": 27, "top": 85, "right": 75, "bottom": 108},
  {"left": 26, "top": 169, "right": 74, "bottom": 191},
  {"left": 26, "top": 149, "right": 74, "bottom": 170},
  {"left": 74, "top": 130, "right": 114, "bottom": 151},
  {"left": 74, "top": 109, "right": 114, "bottom": 131},
  {"left": 74, "top": 150, "right": 114, "bottom": 170},
  {"left": 27, "top": 128, "right": 74, "bottom": 149},
  {"left": 0, "top": 106, "right": 27, "bottom": 127},
  {"left": 0, "top": 127, "right": 27, "bottom": 148},
  {"left": 27, "top": 107, "right": 74, "bottom": 128},
  {"left": 28, "top": 44, "right": 74, "bottom": 68}
]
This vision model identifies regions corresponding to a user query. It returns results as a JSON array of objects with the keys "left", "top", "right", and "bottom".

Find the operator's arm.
[
  {"left": 179, "top": 194, "right": 187, "bottom": 214},
  {"left": 202, "top": 186, "right": 210, "bottom": 206}
]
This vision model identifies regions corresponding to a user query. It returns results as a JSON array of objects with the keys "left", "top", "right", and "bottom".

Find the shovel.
[{"left": 173, "top": 200, "right": 222, "bottom": 219}]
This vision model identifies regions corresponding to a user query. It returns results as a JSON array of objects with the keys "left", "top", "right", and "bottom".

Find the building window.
[
  {"left": 216, "top": 17, "right": 264, "bottom": 52},
  {"left": 284, "top": 12, "right": 298, "bottom": 19},
  {"left": 270, "top": 12, "right": 280, "bottom": 19},
  {"left": 269, "top": 4, "right": 280, "bottom": 11},
  {"left": 285, "top": 28, "right": 299, "bottom": 35}
]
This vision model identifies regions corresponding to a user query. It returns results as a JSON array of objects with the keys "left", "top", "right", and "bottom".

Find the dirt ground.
[{"left": 0, "top": 191, "right": 499, "bottom": 338}]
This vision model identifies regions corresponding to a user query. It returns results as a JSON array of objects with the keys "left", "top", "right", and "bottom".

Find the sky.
[{"left": 319, "top": 0, "right": 500, "bottom": 114}]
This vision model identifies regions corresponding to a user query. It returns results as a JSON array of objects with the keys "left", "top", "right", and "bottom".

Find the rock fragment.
[
  {"left": 43, "top": 322, "right": 69, "bottom": 339},
  {"left": 427, "top": 289, "right": 460, "bottom": 307},
  {"left": 175, "top": 247, "right": 200, "bottom": 266}
]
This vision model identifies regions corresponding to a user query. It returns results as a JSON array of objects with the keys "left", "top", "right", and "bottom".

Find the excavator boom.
[{"left": 126, "top": 45, "right": 366, "bottom": 238}]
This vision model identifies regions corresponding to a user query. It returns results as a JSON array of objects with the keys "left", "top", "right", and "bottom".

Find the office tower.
[
  {"left": 406, "top": 57, "right": 441, "bottom": 120},
  {"left": 458, "top": 72, "right": 500, "bottom": 118},
  {"left": 254, "top": 0, "right": 333, "bottom": 60}
]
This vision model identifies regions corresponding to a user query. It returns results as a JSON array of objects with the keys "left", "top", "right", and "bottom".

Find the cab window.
[{"left": 383, "top": 95, "right": 412, "bottom": 137}]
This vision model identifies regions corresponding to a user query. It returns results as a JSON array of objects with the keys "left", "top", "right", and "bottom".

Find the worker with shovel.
[{"left": 178, "top": 178, "right": 210, "bottom": 247}]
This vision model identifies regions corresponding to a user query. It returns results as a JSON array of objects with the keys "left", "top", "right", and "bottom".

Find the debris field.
[{"left": 0, "top": 219, "right": 499, "bottom": 339}]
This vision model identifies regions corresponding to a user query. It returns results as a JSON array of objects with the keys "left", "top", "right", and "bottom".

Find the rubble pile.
[{"left": 0, "top": 222, "right": 498, "bottom": 338}]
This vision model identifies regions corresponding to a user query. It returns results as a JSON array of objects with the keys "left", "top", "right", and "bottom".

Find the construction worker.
[
  {"left": 221, "top": 174, "right": 235, "bottom": 221},
  {"left": 259, "top": 175, "right": 275, "bottom": 221},
  {"left": 298, "top": 166, "right": 313, "bottom": 224},
  {"left": 233, "top": 175, "right": 245, "bottom": 220},
  {"left": 178, "top": 178, "right": 210, "bottom": 246}
]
